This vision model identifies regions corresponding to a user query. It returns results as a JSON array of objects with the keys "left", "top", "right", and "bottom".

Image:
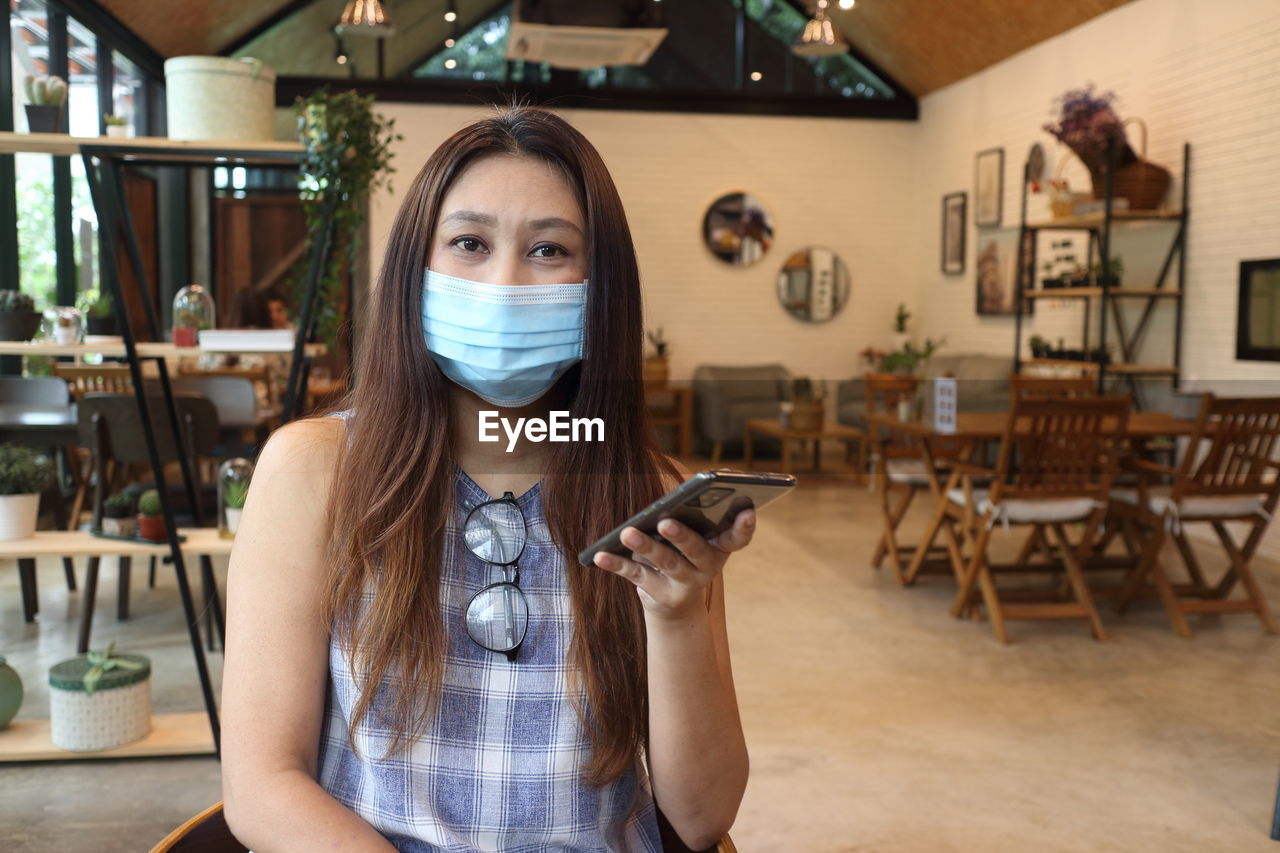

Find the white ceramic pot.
[
  {"left": 225, "top": 507, "right": 242, "bottom": 535},
  {"left": 105, "top": 125, "right": 128, "bottom": 138},
  {"left": 164, "top": 56, "right": 276, "bottom": 141},
  {"left": 54, "top": 326, "right": 78, "bottom": 345},
  {"left": 0, "top": 494, "right": 40, "bottom": 540}
]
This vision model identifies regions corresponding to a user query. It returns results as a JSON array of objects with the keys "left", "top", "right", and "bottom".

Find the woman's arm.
[
  {"left": 220, "top": 418, "right": 396, "bottom": 852},
  {"left": 592, "top": 462, "right": 751, "bottom": 850}
]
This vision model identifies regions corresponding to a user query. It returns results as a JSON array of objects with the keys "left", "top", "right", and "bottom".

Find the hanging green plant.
[{"left": 292, "top": 87, "right": 402, "bottom": 351}]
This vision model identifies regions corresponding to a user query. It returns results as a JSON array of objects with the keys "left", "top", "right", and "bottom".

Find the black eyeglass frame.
[{"left": 462, "top": 491, "right": 529, "bottom": 662}]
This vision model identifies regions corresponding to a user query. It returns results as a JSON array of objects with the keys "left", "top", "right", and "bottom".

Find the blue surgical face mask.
[{"left": 421, "top": 268, "right": 587, "bottom": 408}]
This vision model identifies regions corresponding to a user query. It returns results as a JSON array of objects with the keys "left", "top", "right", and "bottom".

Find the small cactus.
[
  {"left": 24, "top": 74, "right": 68, "bottom": 107},
  {"left": 0, "top": 290, "right": 35, "bottom": 313},
  {"left": 104, "top": 493, "right": 135, "bottom": 519},
  {"left": 137, "top": 489, "right": 162, "bottom": 517}
]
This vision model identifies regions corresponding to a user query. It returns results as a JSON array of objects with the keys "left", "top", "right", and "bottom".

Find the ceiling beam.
[
  {"left": 218, "top": 0, "right": 319, "bottom": 57},
  {"left": 275, "top": 75, "right": 918, "bottom": 120}
]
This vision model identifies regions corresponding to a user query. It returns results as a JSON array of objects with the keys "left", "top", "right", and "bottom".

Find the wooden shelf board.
[
  {"left": 0, "top": 340, "right": 324, "bottom": 358},
  {"left": 1022, "top": 359, "right": 1178, "bottom": 375},
  {"left": 0, "top": 712, "right": 214, "bottom": 762},
  {"left": 0, "top": 130, "right": 301, "bottom": 159},
  {"left": 1027, "top": 210, "right": 1183, "bottom": 230},
  {"left": 0, "top": 528, "right": 232, "bottom": 558},
  {"left": 1026, "top": 288, "right": 1182, "bottom": 299}
]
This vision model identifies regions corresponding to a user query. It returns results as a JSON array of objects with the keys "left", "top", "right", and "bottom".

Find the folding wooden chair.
[
  {"left": 947, "top": 395, "right": 1132, "bottom": 643},
  {"left": 865, "top": 373, "right": 928, "bottom": 581},
  {"left": 1111, "top": 394, "right": 1280, "bottom": 637}
]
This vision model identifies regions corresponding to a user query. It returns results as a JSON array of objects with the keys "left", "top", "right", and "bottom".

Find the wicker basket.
[
  {"left": 1090, "top": 118, "right": 1171, "bottom": 210},
  {"left": 790, "top": 400, "right": 825, "bottom": 431}
]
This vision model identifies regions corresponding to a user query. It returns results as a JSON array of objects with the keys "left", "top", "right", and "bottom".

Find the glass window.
[
  {"left": 65, "top": 16, "right": 99, "bottom": 135},
  {"left": 11, "top": 0, "right": 51, "bottom": 131},
  {"left": 112, "top": 49, "right": 143, "bottom": 134}
]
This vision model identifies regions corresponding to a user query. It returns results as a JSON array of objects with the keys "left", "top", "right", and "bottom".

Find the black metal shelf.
[{"left": 1013, "top": 142, "right": 1191, "bottom": 407}]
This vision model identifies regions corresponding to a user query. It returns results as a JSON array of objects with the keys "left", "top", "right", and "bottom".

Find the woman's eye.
[
  {"left": 451, "top": 237, "right": 486, "bottom": 253},
  {"left": 531, "top": 244, "right": 566, "bottom": 259}
]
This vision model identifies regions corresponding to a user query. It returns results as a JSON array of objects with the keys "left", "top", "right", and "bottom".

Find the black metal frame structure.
[
  {"left": 1235, "top": 257, "right": 1280, "bottom": 363},
  {"left": 1013, "top": 143, "right": 1191, "bottom": 408},
  {"left": 79, "top": 139, "right": 334, "bottom": 753}
]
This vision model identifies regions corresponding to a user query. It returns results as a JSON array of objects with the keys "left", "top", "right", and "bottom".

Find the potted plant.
[
  {"left": 22, "top": 74, "right": 68, "bottom": 133},
  {"left": 1028, "top": 335, "right": 1050, "bottom": 359},
  {"left": 136, "top": 489, "right": 167, "bottom": 542},
  {"left": 293, "top": 87, "right": 402, "bottom": 352},
  {"left": 45, "top": 306, "right": 83, "bottom": 345},
  {"left": 0, "top": 654, "right": 22, "bottom": 730},
  {"left": 1089, "top": 256, "right": 1124, "bottom": 289},
  {"left": 1043, "top": 84, "right": 1135, "bottom": 197},
  {"left": 223, "top": 479, "right": 248, "bottom": 535},
  {"left": 881, "top": 337, "right": 946, "bottom": 377},
  {"left": 1088, "top": 345, "right": 1113, "bottom": 366},
  {"left": 78, "top": 290, "right": 116, "bottom": 336},
  {"left": 103, "top": 114, "right": 128, "bottom": 138},
  {"left": 0, "top": 291, "right": 41, "bottom": 342},
  {"left": 643, "top": 327, "right": 669, "bottom": 388},
  {"left": 789, "top": 377, "right": 826, "bottom": 431},
  {"left": 0, "top": 444, "right": 53, "bottom": 540},
  {"left": 891, "top": 303, "right": 911, "bottom": 350},
  {"left": 101, "top": 493, "right": 137, "bottom": 538}
]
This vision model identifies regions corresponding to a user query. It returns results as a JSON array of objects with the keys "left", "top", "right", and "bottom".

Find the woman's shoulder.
[{"left": 257, "top": 413, "right": 346, "bottom": 479}]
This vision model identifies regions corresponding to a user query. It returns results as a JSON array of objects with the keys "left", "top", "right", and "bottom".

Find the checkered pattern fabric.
[{"left": 315, "top": 411, "right": 661, "bottom": 852}]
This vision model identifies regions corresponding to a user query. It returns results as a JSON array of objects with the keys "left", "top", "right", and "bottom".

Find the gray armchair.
[
  {"left": 835, "top": 376, "right": 868, "bottom": 431},
  {"left": 692, "top": 364, "right": 790, "bottom": 463}
]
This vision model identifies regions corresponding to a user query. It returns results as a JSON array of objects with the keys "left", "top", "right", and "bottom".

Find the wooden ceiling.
[
  {"left": 98, "top": 0, "right": 1139, "bottom": 96},
  {"left": 828, "top": 0, "right": 1138, "bottom": 95}
]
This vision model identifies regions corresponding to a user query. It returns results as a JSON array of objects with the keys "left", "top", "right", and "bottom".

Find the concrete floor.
[{"left": 2, "top": 470, "right": 1279, "bottom": 852}]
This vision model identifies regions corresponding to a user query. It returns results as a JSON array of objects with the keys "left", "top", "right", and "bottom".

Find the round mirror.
[
  {"left": 777, "top": 247, "right": 851, "bottom": 323},
  {"left": 703, "top": 191, "right": 774, "bottom": 266}
]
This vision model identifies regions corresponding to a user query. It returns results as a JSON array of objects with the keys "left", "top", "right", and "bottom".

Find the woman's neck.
[{"left": 451, "top": 387, "right": 554, "bottom": 500}]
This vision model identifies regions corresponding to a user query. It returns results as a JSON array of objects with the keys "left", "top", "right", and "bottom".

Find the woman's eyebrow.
[
  {"left": 441, "top": 209, "right": 498, "bottom": 227},
  {"left": 528, "top": 216, "right": 583, "bottom": 235}
]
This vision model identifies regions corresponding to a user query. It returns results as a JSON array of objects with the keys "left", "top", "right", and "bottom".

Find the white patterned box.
[{"left": 48, "top": 655, "right": 151, "bottom": 751}]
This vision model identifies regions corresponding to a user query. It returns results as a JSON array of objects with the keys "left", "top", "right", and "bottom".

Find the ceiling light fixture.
[
  {"left": 750, "top": 71, "right": 763, "bottom": 81},
  {"left": 444, "top": 1, "right": 457, "bottom": 23},
  {"left": 445, "top": 37, "right": 456, "bottom": 48},
  {"left": 793, "top": 0, "right": 849, "bottom": 57},
  {"left": 839, "top": 0, "right": 856, "bottom": 9},
  {"left": 334, "top": 0, "right": 395, "bottom": 38},
  {"left": 335, "top": 36, "right": 348, "bottom": 64}
]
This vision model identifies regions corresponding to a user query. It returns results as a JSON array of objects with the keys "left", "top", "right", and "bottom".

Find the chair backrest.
[
  {"left": 1174, "top": 394, "right": 1280, "bottom": 499},
  {"left": 692, "top": 364, "right": 790, "bottom": 404},
  {"left": 0, "top": 375, "right": 70, "bottom": 405},
  {"left": 77, "top": 392, "right": 221, "bottom": 467},
  {"left": 148, "top": 802, "right": 248, "bottom": 853},
  {"left": 174, "top": 376, "right": 259, "bottom": 428},
  {"left": 52, "top": 362, "right": 133, "bottom": 399},
  {"left": 864, "top": 373, "right": 921, "bottom": 458},
  {"left": 180, "top": 364, "right": 274, "bottom": 406},
  {"left": 1009, "top": 374, "right": 1096, "bottom": 400},
  {"left": 990, "top": 394, "right": 1132, "bottom": 503}
]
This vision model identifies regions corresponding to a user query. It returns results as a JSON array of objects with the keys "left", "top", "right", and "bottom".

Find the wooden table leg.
[
  {"left": 18, "top": 558, "right": 38, "bottom": 623},
  {"left": 780, "top": 438, "right": 791, "bottom": 474},
  {"left": 678, "top": 389, "right": 693, "bottom": 457},
  {"left": 743, "top": 426, "right": 754, "bottom": 470},
  {"left": 813, "top": 437, "right": 821, "bottom": 470}
]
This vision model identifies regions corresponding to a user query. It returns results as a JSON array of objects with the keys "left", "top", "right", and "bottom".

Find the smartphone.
[{"left": 577, "top": 469, "right": 797, "bottom": 566}]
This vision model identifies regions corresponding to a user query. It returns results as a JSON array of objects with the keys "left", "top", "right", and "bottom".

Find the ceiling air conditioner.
[{"left": 506, "top": 0, "right": 668, "bottom": 70}]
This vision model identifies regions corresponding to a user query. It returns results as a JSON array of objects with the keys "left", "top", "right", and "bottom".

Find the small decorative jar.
[
  {"left": 0, "top": 654, "right": 23, "bottom": 729},
  {"left": 218, "top": 458, "right": 254, "bottom": 538},
  {"left": 49, "top": 649, "right": 151, "bottom": 751},
  {"left": 171, "top": 284, "right": 215, "bottom": 347},
  {"left": 43, "top": 305, "right": 84, "bottom": 345}
]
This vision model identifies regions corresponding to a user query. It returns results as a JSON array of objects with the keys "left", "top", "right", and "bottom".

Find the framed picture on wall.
[
  {"left": 974, "top": 147, "right": 1004, "bottom": 227},
  {"left": 941, "top": 192, "right": 967, "bottom": 275},
  {"left": 1236, "top": 258, "right": 1280, "bottom": 361},
  {"left": 975, "top": 227, "right": 1034, "bottom": 316}
]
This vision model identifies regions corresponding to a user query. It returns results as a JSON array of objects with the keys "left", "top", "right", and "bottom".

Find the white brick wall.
[
  {"left": 368, "top": 104, "right": 918, "bottom": 391},
  {"left": 912, "top": 0, "right": 1280, "bottom": 385}
]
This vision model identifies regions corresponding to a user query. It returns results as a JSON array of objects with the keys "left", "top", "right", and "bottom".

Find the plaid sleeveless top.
[{"left": 314, "top": 411, "right": 662, "bottom": 852}]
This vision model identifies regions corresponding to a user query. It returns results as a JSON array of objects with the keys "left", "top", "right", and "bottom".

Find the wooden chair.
[
  {"left": 1009, "top": 374, "right": 1096, "bottom": 400},
  {"left": 1111, "top": 394, "right": 1280, "bottom": 637},
  {"left": 179, "top": 363, "right": 275, "bottom": 407},
  {"left": 51, "top": 362, "right": 134, "bottom": 399},
  {"left": 149, "top": 802, "right": 737, "bottom": 853},
  {"left": 865, "top": 373, "right": 927, "bottom": 581},
  {"left": 947, "top": 395, "right": 1132, "bottom": 643}
]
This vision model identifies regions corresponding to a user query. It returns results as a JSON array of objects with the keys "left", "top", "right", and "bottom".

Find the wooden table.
[
  {"left": 645, "top": 383, "right": 693, "bottom": 457},
  {"left": 865, "top": 410, "right": 1199, "bottom": 586},
  {"left": 743, "top": 417, "right": 866, "bottom": 476}
]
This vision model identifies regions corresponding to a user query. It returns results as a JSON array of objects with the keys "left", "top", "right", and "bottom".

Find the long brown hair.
[{"left": 319, "top": 106, "right": 676, "bottom": 785}]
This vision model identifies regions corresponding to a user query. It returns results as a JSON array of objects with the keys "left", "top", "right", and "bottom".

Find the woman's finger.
[
  {"left": 708, "top": 508, "right": 756, "bottom": 553},
  {"left": 654, "top": 518, "right": 719, "bottom": 570},
  {"left": 619, "top": 526, "right": 699, "bottom": 581}
]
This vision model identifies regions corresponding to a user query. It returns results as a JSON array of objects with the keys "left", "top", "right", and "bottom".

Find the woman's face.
[{"left": 428, "top": 153, "right": 588, "bottom": 286}]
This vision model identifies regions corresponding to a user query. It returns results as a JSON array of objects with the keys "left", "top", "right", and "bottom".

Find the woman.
[{"left": 221, "top": 106, "right": 751, "bottom": 852}]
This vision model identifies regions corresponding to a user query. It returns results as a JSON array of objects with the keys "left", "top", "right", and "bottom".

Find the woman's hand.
[{"left": 592, "top": 509, "right": 756, "bottom": 620}]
